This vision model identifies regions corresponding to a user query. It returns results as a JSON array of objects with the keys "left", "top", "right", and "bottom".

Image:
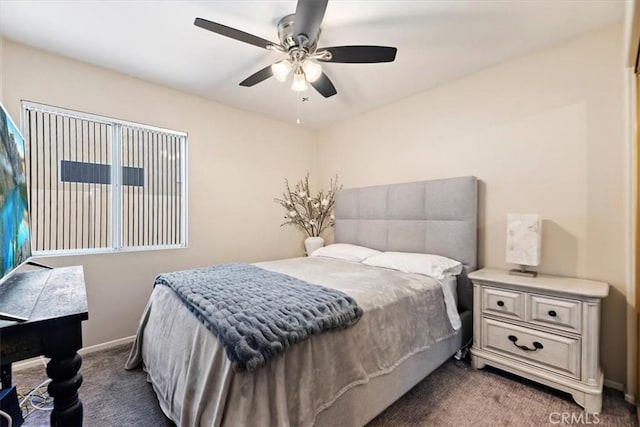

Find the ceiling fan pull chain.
[{"left": 296, "top": 92, "right": 301, "bottom": 125}]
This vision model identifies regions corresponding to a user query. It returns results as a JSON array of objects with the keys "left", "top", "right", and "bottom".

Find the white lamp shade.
[
  {"left": 271, "top": 60, "right": 292, "bottom": 82},
  {"left": 291, "top": 70, "right": 308, "bottom": 91},
  {"left": 506, "top": 213, "right": 542, "bottom": 267},
  {"left": 301, "top": 59, "right": 322, "bottom": 82}
]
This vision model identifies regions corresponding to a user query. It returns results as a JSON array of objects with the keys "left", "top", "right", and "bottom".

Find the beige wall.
[
  {"left": 1, "top": 40, "right": 316, "bottom": 347},
  {"left": 316, "top": 24, "right": 628, "bottom": 385}
]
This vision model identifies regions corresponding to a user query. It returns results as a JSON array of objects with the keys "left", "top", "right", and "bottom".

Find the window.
[{"left": 22, "top": 101, "right": 187, "bottom": 255}]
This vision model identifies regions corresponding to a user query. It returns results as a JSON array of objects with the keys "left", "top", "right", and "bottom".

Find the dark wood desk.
[{"left": 0, "top": 266, "right": 88, "bottom": 427}]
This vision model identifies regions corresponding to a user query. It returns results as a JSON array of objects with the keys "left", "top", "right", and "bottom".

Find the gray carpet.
[{"left": 13, "top": 343, "right": 637, "bottom": 426}]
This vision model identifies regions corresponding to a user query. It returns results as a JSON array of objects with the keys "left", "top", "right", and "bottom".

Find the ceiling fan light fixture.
[
  {"left": 271, "top": 60, "right": 293, "bottom": 82},
  {"left": 291, "top": 70, "right": 308, "bottom": 91},
  {"left": 301, "top": 59, "right": 322, "bottom": 82}
]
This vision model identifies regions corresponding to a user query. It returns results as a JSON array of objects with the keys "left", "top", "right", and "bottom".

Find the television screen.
[{"left": 0, "top": 103, "right": 31, "bottom": 283}]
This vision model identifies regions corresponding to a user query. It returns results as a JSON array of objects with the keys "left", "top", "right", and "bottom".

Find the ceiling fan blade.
[
  {"left": 239, "top": 65, "right": 274, "bottom": 87},
  {"left": 320, "top": 46, "right": 397, "bottom": 63},
  {"left": 194, "top": 17, "right": 277, "bottom": 50},
  {"left": 310, "top": 72, "right": 337, "bottom": 98},
  {"left": 294, "top": 0, "right": 328, "bottom": 48}
]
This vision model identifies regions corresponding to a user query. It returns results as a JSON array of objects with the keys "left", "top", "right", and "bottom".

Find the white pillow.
[
  {"left": 362, "top": 251, "right": 463, "bottom": 279},
  {"left": 310, "top": 244, "right": 381, "bottom": 262}
]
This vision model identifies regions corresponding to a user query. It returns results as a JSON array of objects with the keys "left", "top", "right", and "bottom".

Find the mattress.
[{"left": 126, "top": 257, "right": 462, "bottom": 426}]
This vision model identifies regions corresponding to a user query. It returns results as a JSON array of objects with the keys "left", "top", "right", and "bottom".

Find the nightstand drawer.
[
  {"left": 481, "top": 286, "right": 524, "bottom": 320},
  {"left": 481, "top": 318, "right": 581, "bottom": 379},
  {"left": 528, "top": 294, "right": 581, "bottom": 333}
]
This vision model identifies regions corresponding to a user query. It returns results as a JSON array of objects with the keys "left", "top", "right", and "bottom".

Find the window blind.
[{"left": 22, "top": 102, "right": 187, "bottom": 255}]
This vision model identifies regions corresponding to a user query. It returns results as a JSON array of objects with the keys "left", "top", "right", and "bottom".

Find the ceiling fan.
[{"left": 194, "top": 0, "right": 397, "bottom": 98}]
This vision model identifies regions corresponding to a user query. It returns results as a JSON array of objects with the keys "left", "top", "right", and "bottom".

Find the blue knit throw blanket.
[{"left": 154, "top": 263, "right": 363, "bottom": 372}]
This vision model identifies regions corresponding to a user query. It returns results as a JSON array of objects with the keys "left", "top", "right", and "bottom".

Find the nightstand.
[{"left": 468, "top": 268, "right": 609, "bottom": 413}]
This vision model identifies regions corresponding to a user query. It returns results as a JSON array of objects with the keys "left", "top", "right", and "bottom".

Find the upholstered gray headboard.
[{"left": 334, "top": 176, "right": 478, "bottom": 311}]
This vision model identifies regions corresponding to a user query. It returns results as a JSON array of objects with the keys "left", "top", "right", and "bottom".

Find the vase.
[{"left": 304, "top": 236, "right": 324, "bottom": 255}]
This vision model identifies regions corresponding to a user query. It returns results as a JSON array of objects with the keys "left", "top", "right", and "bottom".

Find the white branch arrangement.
[{"left": 274, "top": 174, "right": 341, "bottom": 238}]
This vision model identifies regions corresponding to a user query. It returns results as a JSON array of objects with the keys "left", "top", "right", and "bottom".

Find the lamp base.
[{"left": 508, "top": 268, "right": 538, "bottom": 278}]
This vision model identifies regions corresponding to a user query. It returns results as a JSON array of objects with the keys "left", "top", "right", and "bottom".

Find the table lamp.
[{"left": 506, "top": 213, "right": 541, "bottom": 277}]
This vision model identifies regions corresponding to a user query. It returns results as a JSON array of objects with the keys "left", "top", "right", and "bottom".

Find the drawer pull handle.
[
  {"left": 507, "top": 335, "right": 544, "bottom": 352},
  {"left": 548, "top": 310, "right": 557, "bottom": 317},
  {"left": 496, "top": 300, "right": 505, "bottom": 307}
]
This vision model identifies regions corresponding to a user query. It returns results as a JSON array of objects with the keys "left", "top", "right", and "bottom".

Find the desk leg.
[
  {"left": 47, "top": 353, "right": 83, "bottom": 427},
  {"left": 43, "top": 322, "right": 84, "bottom": 427}
]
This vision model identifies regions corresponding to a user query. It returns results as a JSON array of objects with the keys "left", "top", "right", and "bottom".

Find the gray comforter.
[
  {"left": 127, "top": 257, "right": 459, "bottom": 426},
  {"left": 154, "top": 263, "right": 363, "bottom": 371}
]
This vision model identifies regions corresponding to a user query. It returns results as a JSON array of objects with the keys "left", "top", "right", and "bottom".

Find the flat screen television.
[{"left": 0, "top": 102, "right": 31, "bottom": 286}]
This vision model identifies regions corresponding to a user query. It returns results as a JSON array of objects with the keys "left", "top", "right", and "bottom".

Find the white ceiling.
[{"left": 0, "top": 1, "right": 625, "bottom": 130}]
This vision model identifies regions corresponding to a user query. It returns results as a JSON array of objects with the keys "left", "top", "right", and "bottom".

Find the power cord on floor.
[
  {"left": 18, "top": 378, "right": 53, "bottom": 420},
  {"left": 454, "top": 337, "right": 473, "bottom": 361}
]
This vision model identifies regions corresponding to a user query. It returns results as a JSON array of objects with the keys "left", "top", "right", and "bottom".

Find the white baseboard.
[
  {"left": 79, "top": 335, "right": 135, "bottom": 356},
  {"left": 12, "top": 335, "right": 135, "bottom": 372},
  {"left": 604, "top": 378, "right": 625, "bottom": 391},
  {"left": 604, "top": 379, "right": 637, "bottom": 404},
  {"left": 12, "top": 356, "right": 48, "bottom": 372}
]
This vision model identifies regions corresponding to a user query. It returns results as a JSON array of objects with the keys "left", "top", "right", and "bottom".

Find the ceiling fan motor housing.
[{"left": 277, "top": 14, "right": 318, "bottom": 52}]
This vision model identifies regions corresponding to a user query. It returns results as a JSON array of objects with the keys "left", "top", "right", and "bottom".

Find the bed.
[{"left": 126, "top": 175, "right": 478, "bottom": 426}]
